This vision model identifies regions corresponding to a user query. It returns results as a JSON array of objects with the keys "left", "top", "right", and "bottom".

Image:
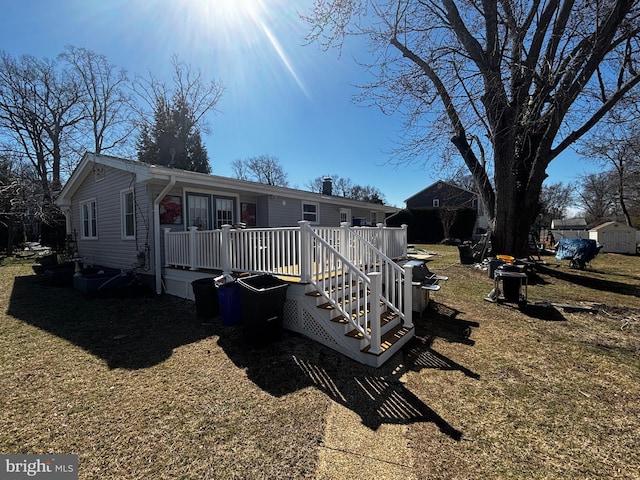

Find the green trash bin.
[{"left": 237, "top": 274, "right": 289, "bottom": 346}]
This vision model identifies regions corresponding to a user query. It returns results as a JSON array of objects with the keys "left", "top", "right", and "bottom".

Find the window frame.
[
  {"left": 186, "top": 192, "right": 212, "bottom": 230},
  {"left": 80, "top": 198, "right": 98, "bottom": 240},
  {"left": 121, "top": 189, "right": 136, "bottom": 240},
  {"left": 302, "top": 202, "right": 319, "bottom": 224},
  {"left": 214, "top": 196, "right": 236, "bottom": 229}
]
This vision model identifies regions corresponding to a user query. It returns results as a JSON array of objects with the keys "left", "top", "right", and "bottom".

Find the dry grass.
[
  {"left": 407, "top": 246, "right": 640, "bottom": 479},
  {"left": 1, "top": 247, "right": 639, "bottom": 479}
]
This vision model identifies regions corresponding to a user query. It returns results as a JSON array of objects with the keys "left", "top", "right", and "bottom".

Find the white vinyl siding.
[
  {"left": 80, "top": 199, "right": 98, "bottom": 239},
  {"left": 73, "top": 167, "right": 150, "bottom": 271},
  {"left": 122, "top": 190, "right": 135, "bottom": 239}
]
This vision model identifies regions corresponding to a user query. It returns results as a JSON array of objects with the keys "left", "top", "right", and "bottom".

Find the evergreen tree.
[{"left": 137, "top": 96, "right": 210, "bottom": 173}]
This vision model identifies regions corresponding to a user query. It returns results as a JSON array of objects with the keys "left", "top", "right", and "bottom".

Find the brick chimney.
[{"left": 322, "top": 177, "right": 333, "bottom": 196}]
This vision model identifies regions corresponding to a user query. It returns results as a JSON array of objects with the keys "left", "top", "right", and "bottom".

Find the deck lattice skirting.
[{"left": 163, "top": 221, "right": 412, "bottom": 366}]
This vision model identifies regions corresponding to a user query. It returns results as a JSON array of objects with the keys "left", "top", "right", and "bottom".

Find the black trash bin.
[
  {"left": 496, "top": 264, "right": 521, "bottom": 302},
  {"left": 458, "top": 245, "right": 475, "bottom": 265},
  {"left": 237, "top": 274, "right": 289, "bottom": 346},
  {"left": 191, "top": 277, "right": 219, "bottom": 318}
]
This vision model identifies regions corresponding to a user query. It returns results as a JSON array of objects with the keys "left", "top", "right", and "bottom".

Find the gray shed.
[{"left": 588, "top": 221, "right": 637, "bottom": 254}]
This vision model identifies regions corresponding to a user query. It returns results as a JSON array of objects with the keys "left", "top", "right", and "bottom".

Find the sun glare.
[{"left": 181, "top": 0, "right": 309, "bottom": 96}]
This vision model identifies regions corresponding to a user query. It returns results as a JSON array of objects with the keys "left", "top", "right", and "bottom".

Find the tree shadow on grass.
[
  {"left": 10, "top": 273, "right": 464, "bottom": 439},
  {"left": 538, "top": 264, "right": 640, "bottom": 297},
  {"left": 8, "top": 274, "right": 212, "bottom": 370}
]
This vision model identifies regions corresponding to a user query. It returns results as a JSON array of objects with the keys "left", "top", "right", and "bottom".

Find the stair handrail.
[
  {"left": 301, "top": 223, "right": 374, "bottom": 343},
  {"left": 344, "top": 224, "right": 412, "bottom": 327}
]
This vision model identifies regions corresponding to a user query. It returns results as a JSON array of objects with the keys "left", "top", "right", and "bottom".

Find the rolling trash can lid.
[{"left": 237, "top": 274, "right": 288, "bottom": 292}]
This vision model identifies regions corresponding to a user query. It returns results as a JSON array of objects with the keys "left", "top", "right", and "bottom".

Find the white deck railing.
[
  {"left": 164, "top": 222, "right": 407, "bottom": 276},
  {"left": 163, "top": 222, "right": 411, "bottom": 348}
]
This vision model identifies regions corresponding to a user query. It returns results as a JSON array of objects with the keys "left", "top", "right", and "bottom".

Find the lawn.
[{"left": 1, "top": 247, "right": 639, "bottom": 479}]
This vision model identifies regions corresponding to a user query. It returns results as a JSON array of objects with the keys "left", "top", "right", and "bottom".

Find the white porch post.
[
  {"left": 402, "top": 224, "right": 408, "bottom": 256},
  {"left": 221, "top": 224, "right": 232, "bottom": 274},
  {"left": 339, "top": 221, "right": 350, "bottom": 261},
  {"left": 376, "top": 223, "right": 384, "bottom": 252},
  {"left": 163, "top": 228, "right": 171, "bottom": 266},
  {"left": 403, "top": 263, "right": 414, "bottom": 328},
  {"left": 188, "top": 226, "right": 198, "bottom": 271},
  {"left": 298, "top": 220, "right": 311, "bottom": 282},
  {"left": 368, "top": 272, "right": 383, "bottom": 355}
]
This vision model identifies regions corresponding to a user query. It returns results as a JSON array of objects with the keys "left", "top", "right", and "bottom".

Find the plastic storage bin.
[{"left": 237, "top": 274, "right": 289, "bottom": 346}]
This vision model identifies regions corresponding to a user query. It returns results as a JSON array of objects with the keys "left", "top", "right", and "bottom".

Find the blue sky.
[{"left": 1, "top": 0, "right": 597, "bottom": 207}]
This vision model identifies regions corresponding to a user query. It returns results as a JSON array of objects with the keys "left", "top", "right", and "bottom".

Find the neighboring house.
[
  {"left": 55, "top": 153, "right": 408, "bottom": 367},
  {"left": 589, "top": 221, "right": 637, "bottom": 254},
  {"left": 551, "top": 218, "right": 587, "bottom": 230},
  {"left": 404, "top": 180, "right": 488, "bottom": 234},
  {"left": 542, "top": 218, "right": 590, "bottom": 245}
]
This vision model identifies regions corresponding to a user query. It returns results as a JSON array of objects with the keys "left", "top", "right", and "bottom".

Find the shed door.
[{"left": 601, "top": 231, "right": 630, "bottom": 253}]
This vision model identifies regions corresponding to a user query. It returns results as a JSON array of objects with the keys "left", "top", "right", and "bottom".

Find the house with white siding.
[{"left": 55, "top": 152, "right": 412, "bottom": 367}]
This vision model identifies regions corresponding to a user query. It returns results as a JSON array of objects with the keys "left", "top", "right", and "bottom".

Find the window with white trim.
[
  {"left": 122, "top": 190, "right": 135, "bottom": 239},
  {"left": 215, "top": 197, "right": 235, "bottom": 229},
  {"left": 302, "top": 202, "right": 318, "bottom": 223},
  {"left": 339, "top": 208, "right": 351, "bottom": 225},
  {"left": 433, "top": 198, "right": 440, "bottom": 207},
  {"left": 80, "top": 199, "right": 98, "bottom": 239},
  {"left": 187, "top": 193, "right": 211, "bottom": 230}
]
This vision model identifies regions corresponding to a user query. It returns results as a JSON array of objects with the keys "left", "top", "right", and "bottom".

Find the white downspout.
[{"left": 153, "top": 176, "right": 176, "bottom": 294}]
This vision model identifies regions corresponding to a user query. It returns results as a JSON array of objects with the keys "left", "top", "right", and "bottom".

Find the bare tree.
[
  {"left": 578, "top": 121, "right": 640, "bottom": 227},
  {"left": 305, "top": 1, "right": 640, "bottom": 256},
  {"left": 0, "top": 52, "right": 84, "bottom": 198},
  {"left": 578, "top": 172, "right": 618, "bottom": 225},
  {"left": 60, "top": 46, "right": 135, "bottom": 158},
  {"left": 306, "top": 174, "right": 385, "bottom": 202},
  {"left": 231, "top": 158, "right": 250, "bottom": 181},
  {"left": 232, "top": 154, "right": 289, "bottom": 186},
  {"left": 538, "top": 182, "right": 575, "bottom": 228}
]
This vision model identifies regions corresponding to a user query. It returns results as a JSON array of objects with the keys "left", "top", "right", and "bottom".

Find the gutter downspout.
[{"left": 153, "top": 175, "right": 176, "bottom": 294}]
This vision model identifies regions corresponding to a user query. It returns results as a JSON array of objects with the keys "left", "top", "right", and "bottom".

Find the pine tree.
[{"left": 137, "top": 96, "right": 211, "bottom": 173}]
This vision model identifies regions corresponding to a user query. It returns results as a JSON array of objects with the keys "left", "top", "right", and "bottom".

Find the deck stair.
[
  {"left": 163, "top": 220, "right": 414, "bottom": 367},
  {"left": 282, "top": 277, "right": 414, "bottom": 367},
  {"left": 281, "top": 224, "right": 416, "bottom": 367}
]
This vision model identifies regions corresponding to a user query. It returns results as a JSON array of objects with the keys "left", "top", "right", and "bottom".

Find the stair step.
[
  {"left": 331, "top": 311, "right": 400, "bottom": 326},
  {"left": 362, "top": 324, "right": 414, "bottom": 356},
  {"left": 316, "top": 291, "right": 366, "bottom": 310},
  {"left": 343, "top": 309, "right": 400, "bottom": 338},
  {"left": 305, "top": 280, "right": 360, "bottom": 298}
]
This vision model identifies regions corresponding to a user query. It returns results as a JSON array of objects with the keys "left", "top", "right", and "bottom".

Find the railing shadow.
[
  {"left": 216, "top": 328, "right": 463, "bottom": 440},
  {"left": 7, "top": 274, "right": 212, "bottom": 370},
  {"left": 538, "top": 264, "right": 640, "bottom": 298}
]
